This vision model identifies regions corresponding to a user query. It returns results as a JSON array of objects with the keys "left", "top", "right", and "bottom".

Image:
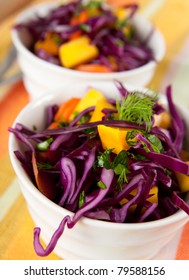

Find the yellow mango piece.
[
  {"left": 90, "top": 98, "right": 116, "bottom": 122},
  {"left": 176, "top": 161, "right": 189, "bottom": 192},
  {"left": 59, "top": 35, "right": 99, "bottom": 68},
  {"left": 147, "top": 186, "right": 158, "bottom": 204},
  {"left": 69, "top": 88, "right": 105, "bottom": 121},
  {"left": 97, "top": 125, "right": 135, "bottom": 154}
]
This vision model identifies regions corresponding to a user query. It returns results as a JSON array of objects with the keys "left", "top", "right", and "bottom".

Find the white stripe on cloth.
[{"left": 0, "top": 177, "right": 21, "bottom": 222}]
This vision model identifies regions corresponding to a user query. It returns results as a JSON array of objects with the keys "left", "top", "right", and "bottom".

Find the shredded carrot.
[
  {"left": 70, "top": 10, "right": 88, "bottom": 25},
  {"left": 54, "top": 97, "right": 80, "bottom": 122},
  {"left": 47, "top": 122, "right": 59, "bottom": 130},
  {"left": 106, "top": 0, "right": 138, "bottom": 7},
  {"left": 70, "top": 30, "right": 82, "bottom": 40},
  {"left": 75, "top": 64, "right": 113, "bottom": 73}
]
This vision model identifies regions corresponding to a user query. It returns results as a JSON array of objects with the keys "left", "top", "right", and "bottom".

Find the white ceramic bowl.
[
  {"left": 12, "top": 2, "right": 165, "bottom": 100},
  {"left": 9, "top": 82, "right": 189, "bottom": 260}
]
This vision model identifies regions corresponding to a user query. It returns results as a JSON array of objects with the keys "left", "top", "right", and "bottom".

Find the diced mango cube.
[
  {"left": 69, "top": 88, "right": 105, "bottom": 121},
  {"left": 34, "top": 33, "right": 60, "bottom": 55},
  {"left": 59, "top": 35, "right": 99, "bottom": 68},
  {"left": 97, "top": 125, "right": 135, "bottom": 154},
  {"left": 90, "top": 98, "right": 116, "bottom": 122},
  {"left": 176, "top": 161, "right": 189, "bottom": 192}
]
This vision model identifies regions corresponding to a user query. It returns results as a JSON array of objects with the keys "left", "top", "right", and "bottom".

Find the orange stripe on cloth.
[
  {"left": 176, "top": 222, "right": 189, "bottom": 260},
  {"left": 0, "top": 81, "right": 29, "bottom": 159}
]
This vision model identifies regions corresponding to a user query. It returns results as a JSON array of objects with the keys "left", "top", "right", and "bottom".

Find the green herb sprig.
[{"left": 116, "top": 91, "right": 157, "bottom": 131}]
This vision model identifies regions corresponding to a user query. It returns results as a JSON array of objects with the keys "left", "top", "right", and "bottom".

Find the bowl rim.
[
  {"left": 11, "top": 1, "right": 166, "bottom": 79},
  {"left": 8, "top": 85, "right": 189, "bottom": 231}
]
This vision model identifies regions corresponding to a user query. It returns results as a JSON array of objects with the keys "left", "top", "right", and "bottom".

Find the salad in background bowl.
[
  {"left": 11, "top": 0, "right": 165, "bottom": 99},
  {"left": 8, "top": 81, "right": 189, "bottom": 259}
]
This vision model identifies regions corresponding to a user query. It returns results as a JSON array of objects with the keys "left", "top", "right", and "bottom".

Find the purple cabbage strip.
[
  {"left": 30, "top": 119, "right": 146, "bottom": 138},
  {"left": 68, "top": 146, "right": 96, "bottom": 204},
  {"left": 33, "top": 168, "right": 114, "bottom": 256},
  {"left": 85, "top": 210, "right": 110, "bottom": 221},
  {"left": 46, "top": 104, "right": 59, "bottom": 126},
  {"left": 171, "top": 192, "right": 189, "bottom": 215},
  {"left": 138, "top": 148, "right": 189, "bottom": 175},
  {"left": 166, "top": 85, "right": 184, "bottom": 153},
  {"left": 8, "top": 127, "right": 35, "bottom": 152},
  {"left": 34, "top": 215, "right": 71, "bottom": 257},
  {"left": 69, "top": 106, "right": 95, "bottom": 127},
  {"left": 50, "top": 133, "right": 73, "bottom": 151},
  {"left": 138, "top": 203, "right": 158, "bottom": 222},
  {"left": 67, "top": 168, "right": 114, "bottom": 227},
  {"left": 59, "top": 157, "right": 77, "bottom": 206}
]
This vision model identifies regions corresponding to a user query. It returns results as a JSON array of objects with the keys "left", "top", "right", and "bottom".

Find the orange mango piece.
[
  {"left": 34, "top": 33, "right": 60, "bottom": 55},
  {"left": 59, "top": 35, "right": 99, "bottom": 68},
  {"left": 176, "top": 161, "right": 189, "bottom": 193},
  {"left": 90, "top": 98, "right": 116, "bottom": 122},
  {"left": 97, "top": 125, "right": 137, "bottom": 154}
]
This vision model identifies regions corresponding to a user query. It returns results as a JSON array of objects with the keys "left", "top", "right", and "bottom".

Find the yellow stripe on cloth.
[
  {"left": 147, "top": 0, "right": 189, "bottom": 90},
  {"left": 0, "top": 195, "right": 60, "bottom": 260},
  {"left": 0, "top": 155, "right": 16, "bottom": 195}
]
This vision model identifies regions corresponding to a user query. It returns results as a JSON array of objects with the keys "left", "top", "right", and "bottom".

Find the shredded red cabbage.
[
  {"left": 8, "top": 82, "right": 189, "bottom": 256},
  {"left": 14, "top": 0, "right": 154, "bottom": 72}
]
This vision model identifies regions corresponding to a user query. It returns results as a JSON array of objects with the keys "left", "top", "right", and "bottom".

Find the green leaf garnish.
[
  {"left": 145, "top": 134, "right": 164, "bottom": 153},
  {"left": 112, "top": 150, "right": 130, "bottom": 189},
  {"left": 116, "top": 39, "right": 124, "bottom": 46},
  {"left": 78, "top": 191, "right": 85, "bottom": 208},
  {"left": 116, "top": 91, "right": 157, "bottom": 131},
  {"left": 126, "top": 129, "right": 140, "bottom": 146},
  {"left": 97, "top": 180, "right": 107, "bottom": 189},
  {"left": 95, "top": 148, "right": 113, "bottom": 169},
  {"left": 80, "top": 23, "right": 91, "bottom": 32},
  {"left": 85, "top": 0, "right": 102, "bottom": 9},
  {"left": 95, "top": 149, "right": 129, "bottom": 190}
]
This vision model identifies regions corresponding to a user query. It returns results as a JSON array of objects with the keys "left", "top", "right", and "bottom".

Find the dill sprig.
[{"left": 116, "top": 91, "right": 157, "bottom": 131}]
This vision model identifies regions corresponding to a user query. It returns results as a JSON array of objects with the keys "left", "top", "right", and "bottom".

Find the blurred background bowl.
[
  {"left": 11, "top": 2, "right": 165, "bottom": 100},
  {"left": 9, "top": 81, "right": 189, "bottom": 260}
]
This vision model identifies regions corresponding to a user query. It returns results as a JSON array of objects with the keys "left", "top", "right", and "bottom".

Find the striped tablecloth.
[{"left": 0, "top": 0, "right": 189, "bottom": 260}]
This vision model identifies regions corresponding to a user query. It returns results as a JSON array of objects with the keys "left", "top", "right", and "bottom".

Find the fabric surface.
[{"left": 0, "top": 0, "right": 189, "bottom": 260}]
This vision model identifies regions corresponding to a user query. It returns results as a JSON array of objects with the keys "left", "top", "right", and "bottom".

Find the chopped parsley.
[
  {"left": 78, "top": 191, "right": 85, "bottom": 208},
  {"left": 36, "top": 137, "right": 53, "bottom": 151},
  {"left": 97, "top": 180, "right": 107, "bottom": 189}
]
